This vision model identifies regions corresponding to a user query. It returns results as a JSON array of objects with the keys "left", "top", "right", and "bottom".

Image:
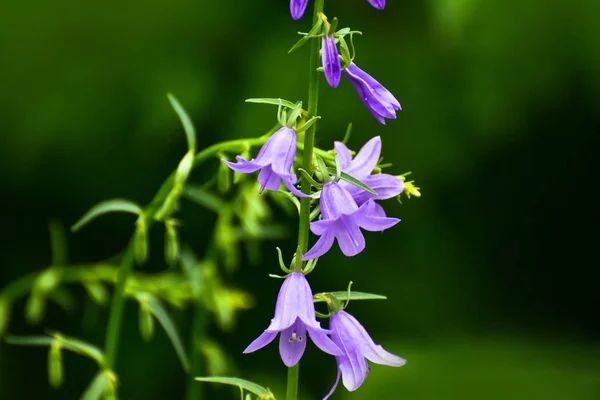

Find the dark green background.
[{"left": 1, "top": 0, "right": 599, "bottom": 398}]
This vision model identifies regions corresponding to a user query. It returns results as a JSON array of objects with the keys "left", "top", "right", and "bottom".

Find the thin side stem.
[
  {"left": 286, "top": 363, "right": 300, "bottom": 400},
  {"left": 185, "top": 300, "right": 206, "bottom": 400}
]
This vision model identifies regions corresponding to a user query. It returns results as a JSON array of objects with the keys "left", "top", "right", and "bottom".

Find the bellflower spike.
[
  {"left": 222, "top": 127, "right": 307, "bottom": 197},
  {"left": 322, "top": 34, "right": 341, "bottom": 88},
  {"left": 290, "top": 0, "right": 309, "bottom": 20},
  {"left": 335, "top": 136, "right": 404, "bottom": 206},
  {"left": 324, "top": 310, "right": 406, "bottom": 398},
  {"left": 367, "top": 0, "right": 386, "bottom": 9},
  {"left": 302, "top": 182, "right": 399, "bottom": 260},
  {"left": 243, "top": 272, "right": 342, "bottom": 367},
  {"left": 343, "top": 62, "right": 401, "bottom": 124}
]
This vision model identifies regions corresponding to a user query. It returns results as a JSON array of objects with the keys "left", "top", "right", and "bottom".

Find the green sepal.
[
  {"left": 138, "top": 302, "right": 155, "bottom": 342},
  {"left": 217, "top": 158, "right": 232, "bottom": 194},
  {"left": 339, "top": 36, "right": 352, "bottom": 67},
  {"left": 194, "top": 377, "right": 273, "bottom": 398},
  {"left": 288, "top": 18, "right": 324, "bottom": 53},
  {"left": 313, "top": 291, "right": 387, "bottom": 303},
  {"left": 48, "top": 340, "right": 63, "bottom": 388},
  {"left": 167, "top": 93, "right": 197, "bottom": 152},
  {"left": 82, "top": 282, "right": 109, "bottom": 306},
  {"left": 134, "top": 216, "right": 149, "bottom": 265},
  {"left": 327, "top": 167, "right": 378, "bottom": 195},
  {"left": 342, "top": 122, "right": 352, "bottom": 144},
  {"left": 164, "top": 220, "right": 180, "bottom": 267},
  {"left": 71, "top": 199, "right": 142, "bottom": 232},
  {"left": 245, "top": 98, "right": 300, "bottom": 111},
  {"left": 175, "top": 151, "right": 195, "bottom": 186}
]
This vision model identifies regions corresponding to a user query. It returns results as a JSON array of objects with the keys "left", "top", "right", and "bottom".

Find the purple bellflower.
[
  {"left": 290, "top": 0, "right": 309, "bottom": 20},
  {"left": 322, "top": 34, "right": 341, "bottom": 88},
  {"left": 222, "top": 127, "right": 307, "bottom": 197},
  {"left": 335, "top": 136, "right": 404, "bottom": 206},
  {"left": 243, "top": 272, "right": 342, "bottom": 367},
  {"left": 324, "top": 310, "right": 406, "bottom": 398},
  {"left": 302, "top": 181, "right": 399, "bottom": 260},
  {"left": 343, "top": 62, "right": 401, "bottom": 124},
  {"left": 367, "top": 0, "right": 386, "bottom": 9}
]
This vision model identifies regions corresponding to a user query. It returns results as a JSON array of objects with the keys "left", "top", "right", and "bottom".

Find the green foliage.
[
  {"left": 71, "top": 199, "right": 143, "bottom": 232},
  {"left": 195, "top": 377, "right": 274, "bottom": 399},
  {"left": 313, "top": 291, "right": 387, "bottom": 303}
]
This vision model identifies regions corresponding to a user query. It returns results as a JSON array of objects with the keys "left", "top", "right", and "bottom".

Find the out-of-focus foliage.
[{"left": 1, "top": 0, "right": 599, "bottom": 399}]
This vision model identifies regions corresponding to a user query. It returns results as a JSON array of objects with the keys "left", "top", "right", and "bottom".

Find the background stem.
[
  {"left": 185, "top": 300, "right": 206, "bottom": 400},
  {"left": 286, "top": 364, "right": 300, "bottom": 400}
]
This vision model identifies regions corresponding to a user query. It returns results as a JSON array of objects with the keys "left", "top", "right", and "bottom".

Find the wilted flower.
[
  {"left": 343, "top": 62, "right": 401, "bottom": 124},
  {"left": 243, "top": 272, "right": 341, "bottom": 367},
  {"left": 222, "top": 127, "right": 307, "bottom": 197},
  {"left": 335, "top": 136, "right": 404, "bottom": 206},
  {"left": 367, "top": 0, "right": 385, "bottom": 9},
  {"left": 324, "top": 310, "right": 406, "bottom": 398},
  {"left": 290, "top": 0, "right": 309, "bottom": 20},
  {"left": 322, "top": 34, "right": 341, "bottom": 88},
  {"left": 302, "top": 182, "right": 399, "bottom": 260}
]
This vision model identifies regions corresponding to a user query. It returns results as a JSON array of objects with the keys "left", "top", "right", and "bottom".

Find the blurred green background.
[{"left": 1, "top": 0, "right": 600, "bottom": 399}]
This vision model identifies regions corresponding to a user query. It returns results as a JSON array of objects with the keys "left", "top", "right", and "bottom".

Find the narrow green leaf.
[
  {"left": 0, "top": 299, "right": 11, "bottom": 336},
  {"left": 175, "top": 151, "right": 195, "bottom": 185},
  {"left": 168, "top": 93, "right": 197, "bottom": 152},
  {"left": 245, "top": 98, "right": 298, "bottom": 110},
  {"left": 144, "top": 294, "right": 190, "bottom": 372},
  {"left": 313, "top": 291, "right": 387, "bottom": 303},
  {"left": 183, "top": 184, "right": 225, "bottom": 213},
  {"left": 194, "top": 377, "right": 270, "bottom": 397},
  {"left": 288, "top": 19, "right": 323, "bottom": 53},
  {"left": 52, "top": 334, "right": 104, "bottom": 365},
  {"left": 80, "top": 372, "right": 109, "bottom": 400},
  {"left": 7, "top": 335, "right": 54, "bottom": 346},
  {"left": 71, "top": 199, "right": 142, "bottom": 232},
  {"left": 327, "top": 168, "right": 378, "bottom": 195}
]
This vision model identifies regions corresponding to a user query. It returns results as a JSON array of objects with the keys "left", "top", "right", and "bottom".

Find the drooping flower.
[
  {"left": 367, "top": 0, "right": 386, "bottom": 9},
  {"left": 302, "top": 181, "right": 399, "bottom": 260},
  {"left": 335, "top": 136, "right": 404, "bottom": 206},
  {"left": 290, "top": 0, "right": 309, "bottom": 20},
  {"left": 222, "top": 127, "right": 307, "bottom": 197},
  {"left": 343, "top": 62, "right": 401, "bottom": 124},
  {"left": 243, "top": 272, "right": 342, "bottom": 367},
  {"left": 324, "top": 310, "right": 406, "bottom": 398},
  {"left": 322, "top": 34, "right": 341, "bottom": 88}
]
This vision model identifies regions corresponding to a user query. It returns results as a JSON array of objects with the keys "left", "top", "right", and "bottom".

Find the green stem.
[
  {"left": 286, "top": 364, "right": 300, "bottom": 400},
  {"left": 185, "top": 299, "right": 206, "bottom": 400},
  {"left": 103, "top": 243, "right": 135, "bottom": 369},
  {"left": 288, "top": 0, "right": 325, "bottom": 399}
]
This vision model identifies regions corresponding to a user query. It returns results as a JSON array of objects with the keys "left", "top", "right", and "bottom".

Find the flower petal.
[
  {"left": 367, "top": 0, "right": 386, "bottom": 10},
  {"left": 307, "top": 326, "right": 343, "bottom": 356},
  {"left": 345, "top": 173, "right": 404, "bottom": 205},
  {"left": 258, "top": 166, "right": 282, "bottom": 193},
  {"left": 302, "top": 232, "right": 335, "bottom": 261},
  {"left": 290, "top": 0, "right": 309, "bottom": 20},
  {"left": 322, "top": 35, "right": 341, "bottom": 88},
  {"left": 334, "top": 217, "right": 366, "bottom": 257},
  {"left": 345, "top": 136, "right": 381, "bottom": 179},
  {"left": 353, "top": 201, "right": 400, "bottom": 232},
  {"left": 320, "top": 182, "right": 359, "bottom": 219},
  {"left": 282, "top": 176, "right": 314, "bottom": 198},
  {"left": 337, "top": 311, "right": 406, "bottom": 367},
  {"left": 331, "top": 313, "right": 369, "bottom": 391},
  {"left": 222, "top": 157, "right": 262, "bottom": 174},
  {"left": 267, "top": 272, "right": 305, "bottom": 331},
  {"left": 243, "top": 330, "right": 278, "bottom": 354},
  {"left": 269, "top": 128, "right": 297, "bottom": 176},
  {"left": 334, "top": 141, "right": 353, "bottom": 170},
  {"left": 279, "top": 319, "right": 308, "bottom": 367}
]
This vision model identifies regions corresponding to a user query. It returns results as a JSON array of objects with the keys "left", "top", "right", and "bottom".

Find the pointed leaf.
[
  {"left": 194, "top": 377, "right": 271, "bottom": 397},
  {"left": 313, "top": 291, "right": 387, "bottom": 303},
  {"left": 51, "top": 334, "right": 104, "bottom": 365},
  {"left": 327, "top": 168, "right": 378, "bottom": 195},
  {"left": 71, "top": 199, "right": 142, "bottom": 232},
  {"left": 245, "top": 98, "right": 298, "bottom": 110},
  {"left": 144, "top": 294, "right": 190, "bottom": 372},
  {"left": 81, "top": 372, "right": 109, "bottom": 400},
  {"left": 168, "top": 93, "right": 197, "bottom": 152},
  {"left": 183, "top": 185, "right": 225, "bottom": 213}
]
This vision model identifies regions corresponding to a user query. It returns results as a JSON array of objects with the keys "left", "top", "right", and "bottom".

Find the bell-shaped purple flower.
[
  {"left": 343, "top": 62, "right": 401, "bottom": 124},
  {"left": 335, "top": 136, "right": 404, "bottom": 206},
  {"left": 222, "top": 127, "right": 307, "bottom": 197},
  {"left": 324, "top": 310, "right": 406, "bottom": 398},
  {"left": 302, "top": 182, "right": 399, "bottom": 260},
  {"left": 290, "top": 0, "right": 309, "bottom": 20},
  {"left": 322, "top": 34, "right": 341, "bottom": 88},
  {"left": 243, "top": 272, "right": 342, "bottom": 367},
  {"left": 367, "top": 0, "right": 386, "bottom": 9}
]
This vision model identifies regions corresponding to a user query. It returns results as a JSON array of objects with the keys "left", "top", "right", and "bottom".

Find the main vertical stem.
[
  {"left": 288, "top": 0, "right": 325, "bottom": 399},
  {"left": 103, "top": 241, "right": 136, "bottom": 369}
]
